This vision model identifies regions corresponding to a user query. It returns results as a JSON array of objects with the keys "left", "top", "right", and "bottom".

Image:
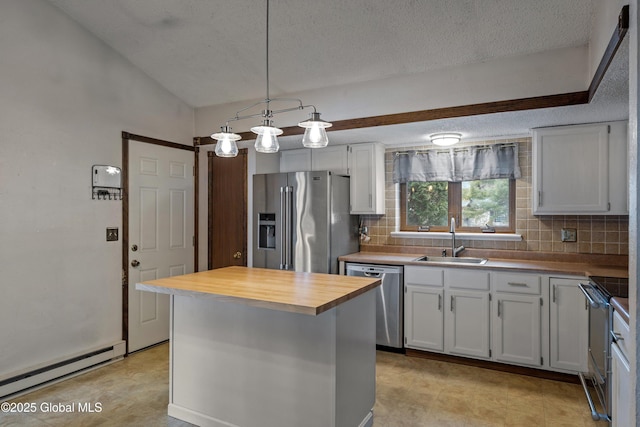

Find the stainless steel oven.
[{"left": 578, "top": 276, "right": 628, "bottom": 423}]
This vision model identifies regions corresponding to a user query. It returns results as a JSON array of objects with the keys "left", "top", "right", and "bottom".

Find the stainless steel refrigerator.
[{"left": 253, "top": 171, "right": 359, "bottom": 274}]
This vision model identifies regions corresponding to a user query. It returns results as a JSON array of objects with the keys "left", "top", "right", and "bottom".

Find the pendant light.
[
  {"left": 251, "top": 119, "right": 283, "bottom": 153},
  {"left": 299, "top": 111, "right": 332, "bottom": 148},
  {"left": 211, "top": 125, "right": 241, "bottom": 157},
  {"left": 210, "top": 0, "right": 332, "bottom": 157}
]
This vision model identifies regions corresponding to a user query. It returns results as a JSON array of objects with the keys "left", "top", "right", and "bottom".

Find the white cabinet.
[
  {"left": 443, "top": 268, "right": 491, "bottom": 358},
  {"left": 404, "top": 266, "right": 444, "bottom": 351},
  {"left": 549, "top": 277, "right": 588, "bottom": 372},
  {"left": 611, "top": 310, "right": 631, "bottom": 427},
  {"left": 280, "top": 146, "right": 349, "bottom": 174},
  {"left": 611, "top": 343, "right": 631, "bottom": 427},
  {"left": 349, "top": 143, "right": 385, "bottom": 214},
  {"left": 280, "top": 149, "right": 311, "bottom": 172},
  {"left": 532, "top": 121, "right": 627, "bottom": 215},
  {"left": 311, "top": 145, "right": 350, "bottom": 175},
  {"left": 492, "top": 272, "right": 542, "bottom": 367},
  {"left": 445, "top": 289, "right": 491, "bottom": 358},
  {"left": 405, "top": 266, "right": 490, "bottom": 359},
  {"left": 404, "top": 266, "right": 593, "bottom": 375},
  {"left": 405, "top": 285, "right": 444, "bottom": 351}
]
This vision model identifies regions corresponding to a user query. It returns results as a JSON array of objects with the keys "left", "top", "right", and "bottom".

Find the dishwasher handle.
[{"left": 363, "top": 271, "right": 383, "bottom": 278}]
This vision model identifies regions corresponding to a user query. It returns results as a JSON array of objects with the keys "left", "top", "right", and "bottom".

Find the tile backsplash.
[{"left": 360, "top": 138, "right": 629, "bottom": 256}]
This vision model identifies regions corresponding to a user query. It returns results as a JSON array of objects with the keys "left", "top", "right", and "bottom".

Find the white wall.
[
  {"left": 590, "top": 0, "right": 628, "bottom": 81},
  {"left": 0, "top": 0, "right": 194, "bottom": 377}
]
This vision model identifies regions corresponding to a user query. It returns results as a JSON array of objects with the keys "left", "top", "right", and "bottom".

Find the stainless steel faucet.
[{"left": 450, "top": 217, "right": 465, "bottom": 257}]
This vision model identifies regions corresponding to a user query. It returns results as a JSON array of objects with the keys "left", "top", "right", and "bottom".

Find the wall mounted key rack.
[{"left": 92, "top": 165, "right": 122, "bottom": 200}]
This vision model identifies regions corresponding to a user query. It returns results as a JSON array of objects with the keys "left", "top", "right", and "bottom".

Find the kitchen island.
[{"left": 137, "top": 266, "right": 381, "bottom": 427}]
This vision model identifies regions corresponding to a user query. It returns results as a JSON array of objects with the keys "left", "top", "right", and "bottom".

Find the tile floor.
[{"left": 0, "top": 343, "right": 600, "bottom": 426}]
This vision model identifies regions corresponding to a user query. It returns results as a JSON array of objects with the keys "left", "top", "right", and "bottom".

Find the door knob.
[
  {"left": 233, "top": 251, "right": 242, "bottom": 259},
  {"left": 131, "top": 260, "right": 140, "bottom": 267}
]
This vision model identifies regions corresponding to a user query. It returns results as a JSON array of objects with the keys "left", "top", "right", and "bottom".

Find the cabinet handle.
[
  {"left": 552, "top": 285, "right": 556, "bottom": 303},
  {"left": 438, "top": 294, "right": 442, "bottom": 311},
  {"left": 538, "top": 191, "right": 542, "bottom": 207},
  {"left": 508, "top": 282, "right": 528, "bottom": 287},
  {"left": 450, "top": 295, "right": 455, "bottom": 312},
  {"left": 369, "top": 194, "right": 372, "bottom": 208},
  {"left": 497, "top": 300, "right": 502, "bottom": 317},
  {"left": 611, "top": 331, "right": 624, "bottom": 342}
]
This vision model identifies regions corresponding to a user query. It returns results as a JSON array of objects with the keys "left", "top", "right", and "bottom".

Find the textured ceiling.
[{"left": 47, "top": 0, "right": 629, "bottom": 147}]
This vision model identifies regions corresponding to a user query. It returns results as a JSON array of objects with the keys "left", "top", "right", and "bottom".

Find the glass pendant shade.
[
  {"left": 211, "top": 127, "right": 241, "bottom": 157},
  {"left": 430, "top": 133, "right": 461, "bottom": 147},
  {"left": 299, "top": 112, "right": 332, "bottom": 148},
  {"left": 251, "top": 123, "right": 283, "bottom": 153}
]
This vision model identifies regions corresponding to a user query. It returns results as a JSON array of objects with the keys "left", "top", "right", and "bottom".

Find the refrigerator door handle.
[
  {"left": 279, "top": 187, "right": 287, "bottom": 269},
  {"left": 285, "top": 186, "right": 293, "bottom": 269}
]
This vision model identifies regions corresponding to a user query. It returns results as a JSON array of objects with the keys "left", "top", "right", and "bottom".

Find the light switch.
[
  {"left": 561, "top": 228, "right": 577, "bottom": 242},
  {"left": 106, "top": 227, "right": 119, "bottom": 241}
]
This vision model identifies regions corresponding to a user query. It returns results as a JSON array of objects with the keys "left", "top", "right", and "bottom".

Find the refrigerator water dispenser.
[{"left": 258, "top": 213, "right": 276, "bottom": 249}]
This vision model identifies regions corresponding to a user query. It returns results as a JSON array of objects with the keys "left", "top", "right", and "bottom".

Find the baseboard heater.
[{"left": 0, "top": 341, "right": 126, "bottom": 400}]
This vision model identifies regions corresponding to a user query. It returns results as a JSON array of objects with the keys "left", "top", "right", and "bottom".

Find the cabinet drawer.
[
  {"left": 494, "top": 272, "right": 541, "bottom": 295},
  {"left": 613, "top": 310, "right": 630, "bottom": 359},
  {"left": 405, "top": 266, "right": 444, "bottom": 287},
  {"left": 445, "top": 269, "right": 490, "bottom": 291}
]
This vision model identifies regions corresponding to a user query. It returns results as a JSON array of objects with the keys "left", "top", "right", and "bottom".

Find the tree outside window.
[{"left": 401, "top": 178, "right": 514, "bottom": 232}]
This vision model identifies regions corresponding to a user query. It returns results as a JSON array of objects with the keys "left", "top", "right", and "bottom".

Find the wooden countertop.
[
  {"left": 136, "top": 266, "right": 381, "bottom": 316},
  {"left": 339, "top": 252, "right": 628, "bottom": 278}
]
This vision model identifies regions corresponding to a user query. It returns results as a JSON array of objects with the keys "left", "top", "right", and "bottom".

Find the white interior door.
[{"left": 128, "top": 140, "right": 194, "bottom": 352}]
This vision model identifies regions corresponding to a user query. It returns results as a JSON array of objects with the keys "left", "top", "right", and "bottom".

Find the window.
[{"left": 400, "top": 178, "right": 515, "bottom": 232}]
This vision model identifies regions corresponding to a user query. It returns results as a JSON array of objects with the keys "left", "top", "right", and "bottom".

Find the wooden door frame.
[
  {"left": 121, "top": 131, "right": 197, "bottom": 351},
  {"left": 207, "top": 148, "right": 248, "bottom": 269}
]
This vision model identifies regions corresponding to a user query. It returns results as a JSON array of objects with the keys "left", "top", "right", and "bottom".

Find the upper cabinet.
[
  {"left": 279, "top": 143, "right": 386, "bottom": 215},
  {"left": 532, "top": 121, "right": 628, "bottom": 215},
  {"left": 279, "top": 149, "right": 312, "bottom": 173},
  {"left": 279, "top": 146, "right": 349, "bottom": 175},
  {"left": 349, "top": 143, "right": 386, "bottom": 215},
  {"left": 311, "top": 145, "right": 350, "bottom": 175}
]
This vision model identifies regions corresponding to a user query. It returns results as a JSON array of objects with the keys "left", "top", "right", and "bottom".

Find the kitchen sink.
[{"left": 413, "top": 256, "right": 488, "bottom": 265}]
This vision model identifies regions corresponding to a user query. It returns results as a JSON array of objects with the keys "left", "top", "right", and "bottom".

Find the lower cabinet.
[
  {"left": 405, "top": 285, "right": 443, "bottom": 351},
  {"left": 492, "top": 272, "right": 543, "bottom": 368},
  {"left": 404, "top": 265, "right": 588, "bottom": 374},
  {"left": 405, "top": 266, "right": 490, "bottom": 359},
  {"left": 611, "top": 342, "right": 631, "bottom": 427},
  {"left": 493, "top": 293, "right": 542, "bottom": 367},
  {"left": 611, "top": 309, "right": 631, "bottom": 427},
  {"left": 549, "top": 277, "right": 588, "bottom": 372},
  {"left": 444, "top": 289, "right": 490, "bottom": 358}
]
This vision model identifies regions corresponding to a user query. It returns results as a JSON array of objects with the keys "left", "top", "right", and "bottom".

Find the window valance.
[{"left": 392, "top": 143, "right": 522, "bottom": 183}]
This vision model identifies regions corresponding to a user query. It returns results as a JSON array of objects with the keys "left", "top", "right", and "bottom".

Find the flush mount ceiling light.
[
  {"left": 430, "top": 133, "right": 462, "bottom": 147},
  {"left": 210, "top": 0, "right": 332, "bottom": 157}
]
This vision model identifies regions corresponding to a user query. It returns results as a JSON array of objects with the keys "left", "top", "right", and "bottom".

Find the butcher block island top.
[{"left": 136, "top": 265, "right": 381, "bottom": 316}]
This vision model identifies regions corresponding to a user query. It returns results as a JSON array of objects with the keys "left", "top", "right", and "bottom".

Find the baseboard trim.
[{"left": 0, "top": 341, "right": 126, "bottom": 399}]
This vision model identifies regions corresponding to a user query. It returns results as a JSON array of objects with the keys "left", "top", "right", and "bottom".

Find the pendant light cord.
[{"left": 265, "top": 0, "right": 270, "bottom": 106}]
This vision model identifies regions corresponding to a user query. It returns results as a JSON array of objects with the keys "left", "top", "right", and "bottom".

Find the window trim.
[{"left": 400, "top": 179, "right": 516, "bottom": 233}]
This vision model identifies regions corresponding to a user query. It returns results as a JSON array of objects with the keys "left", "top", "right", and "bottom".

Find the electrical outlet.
[
  {"left": 561, "top": 228, "right": 577, "bottom": 242},
  {"left": 106, "top": 227, "right": 119, "bottom": 242}
]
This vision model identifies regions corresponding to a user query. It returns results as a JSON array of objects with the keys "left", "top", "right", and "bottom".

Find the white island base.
[{"left": 166, "top": 290, "right": 376, "bottom": 427}]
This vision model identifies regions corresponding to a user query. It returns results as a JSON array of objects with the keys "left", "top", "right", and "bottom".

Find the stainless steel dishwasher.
[{"left": 346, "top": 263, "right": 404, "bottom": 349}]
